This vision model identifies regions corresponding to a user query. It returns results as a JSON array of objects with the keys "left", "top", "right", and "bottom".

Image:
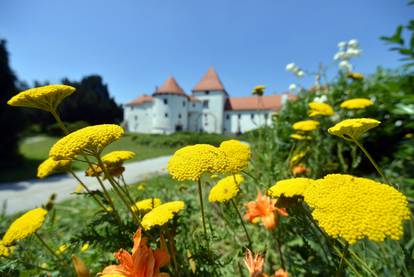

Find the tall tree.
[{"left": 0, "top": 40, "right": 25, "bottom": 166}]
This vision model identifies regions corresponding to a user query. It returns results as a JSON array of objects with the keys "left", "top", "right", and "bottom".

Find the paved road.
[{"left": 0, "top": 156, "right": 171, "bottom": 215}]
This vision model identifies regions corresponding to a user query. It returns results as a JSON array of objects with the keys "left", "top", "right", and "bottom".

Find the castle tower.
[
  {"left": 192, "top": 66, "right": 227, "bottom": 133},
  {"left": 152, "top": 76, "right": 188, "bottom": 134}
]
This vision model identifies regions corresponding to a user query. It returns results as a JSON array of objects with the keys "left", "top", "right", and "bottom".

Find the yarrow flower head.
[
  {"left": 308, "top": 102, "right": 335, "bottom": 117},
  {"left": 292, "top": 120, "right": 320, "bottom": 132},
  {"left": 131, "top": 198, "right": 162, "bottom": 213},
  {"left": 102, "top": 150, "right": 135, "bottom": 166},
  {"left": 347, "top": 72, "right": 364, "bottom": 81},
  {"left": 7, "top": 84, "right": 75, "bottom": 112},
  {"left": 37, "top": 158, "right": 71, "bottom": 179},
  {"left": 290, "top": 133, "right": 311, "bottom": 141},
  {"left": 0, "top": 241, "right": 15, "bottom": 257},
  {"left": 290, "top": 151, "right": 306, "bottom": 166},
  {"left": 244, "top": 191, "right": 288, "bottom": 231},
  {"left": 2, "top": 208, "right": 48, "bottom": 245},
  {"left": 328, "top": 118, "right": 380, "bottom": 140},
  {"left": 99, "top": 228, "right": 170, "bottom": 277},
  {"left": 168, "top": 144, "right": 227, "bottom": 181},
  {"left": 49, "top": 124, "right": 124, "bottom": 160},
  {"left": 252, "top": 85, "right": 265, "bottom": 96},
  {"left": 141, "top": 201, "right": 185, "bottom": 230},
  {"left": 268, "top": 178, "right": 314, "bottom": 198},
  {"left": 340, "top": 98, "right": 373, "bottom": 109},
  {"left": 209, "top": 174, "right": 244, "bottom": 203},
  {"left": 219, "top": 140, "right": 251, "bottom": 174},
  {"left": 303, "top": 174, "right": 410, "bottom": 244}
]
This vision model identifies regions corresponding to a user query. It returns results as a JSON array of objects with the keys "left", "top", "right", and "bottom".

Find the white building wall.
[
  {"left": 152, "top": 94, "right": 188, "bottom": 134},
  {"left": 224, "top": 110, "right": 273, "bottom": 134},
  {"left": 191, "top": 91, "right": 226, "bottom": 133},
  {"left": 124, "top": 103, "right": 153, "bottom": 133},
  {"left": 188, "top": 101, "right": 203, "bottom": 132}
]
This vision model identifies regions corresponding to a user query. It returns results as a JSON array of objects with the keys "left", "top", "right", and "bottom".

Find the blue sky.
[{"left": 0, "top": 0, "right": 412, "bottom": 103}]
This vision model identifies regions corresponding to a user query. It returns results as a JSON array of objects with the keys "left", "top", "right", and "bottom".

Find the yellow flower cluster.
[
  {"left": 49, "top": 124, "right": 124, "bottom": 160},
  {"left": 141, "top": 201, "right": 185, "bottom": 230},
  {"left": 340, "top": 98, "right": 373, "bottom": 109},
  {"left": 292, "top": 120, "right": 320, "bottom": 132},
  {"left": 308, "top": 102, "right": 335, "bottom": 117},
  {"left": 0, "top": 241, "right": 14, "bottom": 257},
  {"left": 168, "top": 144, "right": 227, "bottom": 181},
  {"left": 102, "top": 150, "right": 135, "bottom": 166},
  {"left": 2, "top": 208, "right": 48, "bottom": 245},
  {"left": 328, "top": 118, "right": 380, "bottom": 140},
  {"left": 37, "top": 158, "right": 71, "bottom": 179},
  {"left": 7, "top": 84, "right": 75, "bottom": 112},
  {"left": 252, "top": 85, "right": 265, "bottom": 96},
  {"left": 290, "top": 151, "right": 306, "bottom": 166},
  {"left": 219, "top": 140, "right": 251, "bottom": 174},
  {"left": 131, "top": 198, "right": 162, "bottom": 212},
  {"left": 208, "top": 174, "right": 244, "bottom": 203},
  {"left": 304, "top": 174, "right": 410, "bottom": 244},
  {"left": 268, "top": 177, "right": 313, "bottom": 198},
  {"left": 347, "top": 72, "right": 364, "bottom": 80},
  {"left": 290, "top": 133, "right": 311, "bottom": 140}
]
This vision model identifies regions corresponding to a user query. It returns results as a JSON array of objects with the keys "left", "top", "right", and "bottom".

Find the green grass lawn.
[{"left": 0, "top": 134, "right": 176, "bottom": 183}]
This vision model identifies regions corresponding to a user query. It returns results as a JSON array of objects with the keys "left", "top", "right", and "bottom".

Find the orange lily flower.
[
  {"left": 244, "top": 249, "right": 265, "bottom": 277},
  {"left": 244, "top": 191, "right": 288, "bottom": 231},
  {"left": 274, "top": 269, "right": 289, "bottom": 277},
  {"left": 99, "top": 228, "right": 170, "bottom": 277}
]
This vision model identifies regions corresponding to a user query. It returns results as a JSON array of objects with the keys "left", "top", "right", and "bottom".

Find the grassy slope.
[{"left": 0, "top": 134, "right": 176, "bottom": 183}]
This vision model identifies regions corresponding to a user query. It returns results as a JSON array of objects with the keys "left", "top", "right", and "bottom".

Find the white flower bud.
[
  {"left": 289, "top": 83, "right": 297, "bottom": 92},
  {"left": 296, "top": 70, "right": 305, "bottom": 77},
  {"left": 348, "top": 39, "right": 359, "bottom": 49},
  {"left": 286, "top": 63, "right": 296, "bottom": 72},
  {"left": 338, "top": 41, "right": 347, "bottom": 49},
  {"left": 339, "top": 60, "right": 353, "bottom": 72},
  {"left": 395, "top": 120, "right": 403, "bottom": 127}
]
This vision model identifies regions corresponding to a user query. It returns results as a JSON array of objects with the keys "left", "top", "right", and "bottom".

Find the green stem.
[
  {"left": 35, "top": 233, "right": 65, "bottom": 265},
  {"left": 1, "top": 255, "right": 52, "bottom": 272},
  {"left": 197, "top": 179, "right": 208, "bottom": 243},
  {"left": 335, "top": 243, "right": 349, "bottom": 277},
  {"left": 230, "top": 199, "right": 252, "bottom": 249},
  {"left": 275, "top": 236, "right": 286, "bottom": 270},
  {"left": 351, "top": 138, "right": 391, "bottom": 186},
  {"left": 69, "top": 169, "right": 107, "bottom": 211},
  {"left": 50, "top": 109, "right": 69, "bottom": 135}
]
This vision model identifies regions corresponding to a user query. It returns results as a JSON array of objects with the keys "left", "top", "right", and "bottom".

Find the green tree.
[{"left": 0, "top": 40, "right": 25, "bottom": 166}]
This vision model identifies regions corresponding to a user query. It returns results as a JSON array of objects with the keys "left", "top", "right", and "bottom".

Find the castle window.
[
  {"left": 192, "top": 103, "right": 196, "bottom": 108},
  {"left": 164, "top": 99, "right": 168, "bottom": 105},
  {"left": 203, "top": 100, "right": 209, "bottom": 108},
  {"left": 134, "top": 115, "right": 138, "bottom": 120},
  {"left": 204, "top": 122, "right": 208, "bottom": 126},
  {"left": 165, "top": 113, "right": 168, "bottom": 118},
  {"left": 178, "top": 114, "right": 182, "bottom": 119},
  {"left": 226, "top": 114, "right": 230, "bottom": 120},
  {"left": 183, "top": 101, "right": 186, "bottom": 107},
  {"left": 238, "top": 114, "right": 241, "bottom": 119},
  {"left": 264, "top": 113, "right": 269, "bottom": 120},
  {"left": 205, "top": 91, "right": 210, "bottom": 95},
  {"left": 251, "top": 113, "right": 255, "bottom": 119}
]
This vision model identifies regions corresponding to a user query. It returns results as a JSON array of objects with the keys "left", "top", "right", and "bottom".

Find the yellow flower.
[
  {"left": 2, "top": 208, "right": 48, "bottom": 245},
  {"left": 219, "top": 140, "right": 251, "bottom": 174},
  {"left": 290, "top": 151, "right": 306, "bottom": 166},
  {"left": 37, "top": 157, "right": 71, "bottom": 179},
  {"left": 101, "top": 150, "right": 135, "bottom": 166},
  {"left": 347, "top": 72, "right": 364, "bottom": 81},
  {"left": 49, "top": 124, "right": 124, "bottom": 160},
  {"left": 167, "top": 144, "right": 227, "bottom": 181},
  {"left": 328, "top": 118, "right": 380, "bottom": 140},
  {"left": 308, "top": 102, "right": 335, "bottom": 117},
  {"left": 340, "top": 98, "right": 373, "bottom": 109},
  {"left": 208, "top": 174, "right": 244, "bottom": 203},
  {"left": 137, "top": 183, "right": 145, "bottom": 191},
  {"left": 0, "top": 241, "right": 15, "bottom": 257},
  {"left": 268, "top": 177, "right": 313, "bottom": 198},
  {"left": 252, "top": 85, "right": 265, "bottom": 96},
  {"left": 131, "top": 198, "right": 162, "bottom": 212},
  {"left": 75, "top": 183, "right": 84, "bottom": 193},
  {"left": 304, "top": 174, "right": 410, "bottom": 244},
  {"left": 81, "top": 243, "right": 89, "bottom": 252},
  {"left": 7, "top": 84, "right": 75, "bottom": 112},
  {"left": 290, "top": 133, "right": 311, "bottom": 140},
  {"left": 56, "top": 244, "right": 68, "bottom": 255},
  {"left": 292, "top": 120, "right": 320, "bottom": 132},
  {"left": 141, "top": 201, "right": 185, "bottom": 230}
]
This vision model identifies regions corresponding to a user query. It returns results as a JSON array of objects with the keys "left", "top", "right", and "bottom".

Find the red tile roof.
[
  {"left": 192, "top": 66, "right": 226, "bottom": 92},
  {"left": 154, "top": 76, "right": 187, "bottom": 96},
  {"left": 225, "top": 94, "right": 296, "bottom": 111},
  {"left": 127, "top": 94, "right": 153, "bottom": 106}
]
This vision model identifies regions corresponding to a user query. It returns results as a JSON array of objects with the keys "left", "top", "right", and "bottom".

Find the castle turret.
[
  {"left": 192, "top": 66, "right": 227, "bottom": 133},
  {"left": 152, "top": 76, "right": 188, "bottom": 134}
]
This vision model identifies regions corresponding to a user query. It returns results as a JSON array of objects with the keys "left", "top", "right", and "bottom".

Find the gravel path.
[{"left": 0, "top": 156, "right": 171, "bottom": 215}]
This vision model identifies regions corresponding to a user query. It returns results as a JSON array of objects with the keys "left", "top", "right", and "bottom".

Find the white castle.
[{"left": 124, "top": 66, "right": 293, "bottom": 134}]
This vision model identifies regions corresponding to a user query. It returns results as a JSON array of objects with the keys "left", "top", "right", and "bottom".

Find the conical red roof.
[
  {"left": 127, "top": 94, "right": 153, "bottom": 106},
  {"left": 192, "top": 66, "right": 225, "bottom": 92},
  {"left": 154, "top": 76, "right": 186, "bottom": 96}
]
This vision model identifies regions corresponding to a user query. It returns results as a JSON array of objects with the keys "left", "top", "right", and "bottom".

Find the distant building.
[{"left": 124, "top": 66, "right": 294, "bottom": 134}]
